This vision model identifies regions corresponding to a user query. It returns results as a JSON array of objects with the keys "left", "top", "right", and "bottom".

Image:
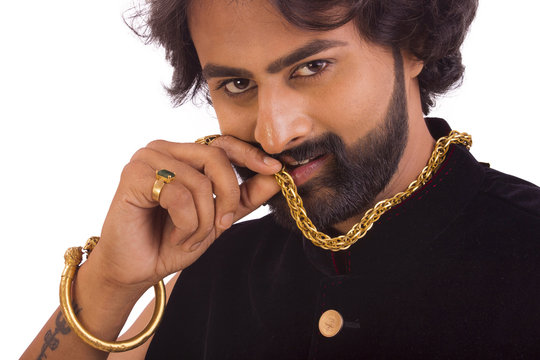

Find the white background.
[{"left": 1, "top": 1, "right": 539, "bottom": 358}]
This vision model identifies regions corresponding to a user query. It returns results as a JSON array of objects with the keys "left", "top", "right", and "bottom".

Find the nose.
[{"left": 254, "top": 85, "right": 312, "bottom": 155}]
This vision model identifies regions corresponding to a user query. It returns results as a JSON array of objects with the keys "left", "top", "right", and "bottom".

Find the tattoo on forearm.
[{"left": 37, "top": 303, "right": 81, "bottom": 360}]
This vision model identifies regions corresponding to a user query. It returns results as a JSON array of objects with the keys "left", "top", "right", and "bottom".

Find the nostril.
[{"left": 285, "top": 136, "right": 304, "bottom": 150}]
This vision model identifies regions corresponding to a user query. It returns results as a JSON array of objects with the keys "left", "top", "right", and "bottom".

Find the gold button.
[{"left": 318, "top": 309, "right": 344, "bottom": 337}]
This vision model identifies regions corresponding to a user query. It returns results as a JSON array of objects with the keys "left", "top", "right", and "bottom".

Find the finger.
[
  {"left": 234, "top": 173, "right": 281, "bottom": 222},
  {"left": 147, "top": 138, "right": 282, "bottom": 175},
  {"left": 120, "top": 158, "right": 203, "bottom": 248},
  {"left": 183, "top": 145, "right": 241, "bottom": 234},
  {"left": 145, "top": 141, "right": 243, "bottom": 232},
  {"left": 210, "top": 135, "right": 282, "bottom": 175},
  {"left": 118, "top": 159, "right": 161, "bottom": 209},
  {"left": 157, "top": 180, "right": 200, "bottom": 248},
  {"left": 133, "top": 148, "right": 218, "bottom": 248}
]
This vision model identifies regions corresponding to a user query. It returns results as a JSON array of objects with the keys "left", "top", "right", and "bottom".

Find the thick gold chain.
[{"left": 274, "top": 130, "right": 472, "bottom": 251}]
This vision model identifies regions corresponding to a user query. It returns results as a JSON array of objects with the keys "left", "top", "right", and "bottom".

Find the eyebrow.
[
  {"left": 266, "top": 39, "right": 347, "bottom": 74},
  {"left": 202, "top": 65, "right": 255, "bottom": 81},
  {"left": 202, "top": 39, "right": 347, "bottom": 80}
]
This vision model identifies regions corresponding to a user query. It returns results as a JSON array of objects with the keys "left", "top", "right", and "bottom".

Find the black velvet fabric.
[{"left": 146, "top": 119, "right": 540, "bottom": 359}]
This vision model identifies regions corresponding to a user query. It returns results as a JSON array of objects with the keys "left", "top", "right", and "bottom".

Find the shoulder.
[
  {"left": 478, "top": 166, "right": 540, "bottom": 218},
  {"left": 458, "top": 165, "right": 540, "bottom": 254}
]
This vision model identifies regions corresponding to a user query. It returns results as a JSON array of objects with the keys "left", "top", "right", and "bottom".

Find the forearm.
[
  {"left": 22, "top": 306, "right": 108, "bottom": 360},
  {"left": 21, "top": 262, "right": 143, "bottom": 360}
]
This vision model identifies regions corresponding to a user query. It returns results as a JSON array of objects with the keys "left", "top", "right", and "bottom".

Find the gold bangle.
[{"left": 59, "top": 237, "right": 166, "bottom": 352}]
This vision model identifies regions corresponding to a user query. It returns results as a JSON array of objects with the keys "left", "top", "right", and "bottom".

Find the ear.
[{"left": 402, "top": 51, "right": 424, "bottom": 78}]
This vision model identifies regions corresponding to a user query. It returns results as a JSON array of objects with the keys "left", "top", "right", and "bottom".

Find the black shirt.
[{"left": 146, "top": 119, "right": 540, "bottom": 359}]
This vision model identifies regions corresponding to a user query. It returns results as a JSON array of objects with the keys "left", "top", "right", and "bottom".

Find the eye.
[
  {"left": 223, "top": 78, "right": 256, "bottom": 94},
  {"left": 292, "top": 60, "right": 329, "bottom": 78}
]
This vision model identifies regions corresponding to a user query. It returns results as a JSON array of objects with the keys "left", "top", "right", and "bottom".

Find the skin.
[
  {"left": 22, "top": 0, "right": 435, "bottom": 359},
  {"left": 259, "top": 47, "right": 410, "bottom": 231},
  {"left": 190, "top": 0, "right": 434, "bottom": 233}
]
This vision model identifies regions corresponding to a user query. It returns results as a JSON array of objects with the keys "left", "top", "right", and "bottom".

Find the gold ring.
[
  {"left": 195, "top": 134, "right": 221, "bottom": 145},
  {"left": 152, "top": 169, "right": 176, "bottom": 202}
]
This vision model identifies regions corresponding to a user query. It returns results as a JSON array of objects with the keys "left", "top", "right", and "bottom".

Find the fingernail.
[
  {"left": 263, "top": 156, "right": 281, "bottom": 168},
  {"left": 220, "top": 212, "right": 234, "bottom": 229},
  {"left": 190, "top": 241, "right": 203, "bottom": 251}
]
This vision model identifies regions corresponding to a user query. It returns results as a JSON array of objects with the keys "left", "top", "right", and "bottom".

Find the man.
[{"left": 23, "top": 0, "right": 540, "bottom": 359}]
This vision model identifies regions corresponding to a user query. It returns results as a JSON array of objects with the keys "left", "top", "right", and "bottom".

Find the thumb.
[{"left": 234, "top": 173, "right": 281, "bottom": 222}]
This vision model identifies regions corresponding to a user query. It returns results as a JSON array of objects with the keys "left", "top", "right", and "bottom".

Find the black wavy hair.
[{"left": 129, "top": 0, "right": 478, "bottom": 114}]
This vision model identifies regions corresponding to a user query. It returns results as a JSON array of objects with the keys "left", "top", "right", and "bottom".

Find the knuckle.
[
  {"left": 171, "top": 211, "right": 198, "bottom": 239},
  {"left": 121, "top": 160, "right": 144, "bottom": 179},
  {"left": 174, "top": 187, "right": 194, "bottom": 205},
  {"left": 243, "top": 145, "right": 263, "bottom": 167},
  {"left": 245, "top": 144, "right": 259, "bottom": 158},
  {"left": 198, "top": 218, "right": 215, "bottom": 237},
  {"left": 229, "top": 185, "right": 241, "bottom": 202},
  {"left": 163, "top": 185, "right": 192, "bottom": 210},
  {"left": 120, "top": 162, "right": 133, "bottom": 179},
  {"left": 130, "top": 147, "right": 149, "bottom": 162},
  {"left": 116, "top": 161, "right": 150, "bottom": 203},
  {"left": 240, "top": 188, "right": 256, "bottom": 210},
  {"left": 208, "top": 145, "right": 227, "bottom": 159},
  {"left": 167, "top": 192, "right": 199, "bottom": 233},
  {"left": 197, "top": 177, "right": 213, "bottom": 194},
  {"left": 146, "top": 139, "right": 168, "bottom": 149},
  {"left": 220, "top": 184, "right": 240, "bottom": 207},
  {"left": 184, "top": 216, "right": 199, "bottom": 236}
]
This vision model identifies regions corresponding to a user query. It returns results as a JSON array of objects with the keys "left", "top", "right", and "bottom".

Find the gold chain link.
[{"left": 274, "top": 130, "right": 472, "bottom": 251}]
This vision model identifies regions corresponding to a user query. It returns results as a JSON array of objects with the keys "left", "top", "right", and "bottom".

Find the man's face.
[{"left": 189, "top": 0, "right": 416, "bottom": 231}]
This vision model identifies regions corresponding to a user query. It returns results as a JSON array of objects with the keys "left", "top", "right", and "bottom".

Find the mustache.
[
  {"left": 234, "top": 133, "right": 347, "bottom": 183},
  {"left": 250, "top": 132, "right": 346, "bottom": 162}
]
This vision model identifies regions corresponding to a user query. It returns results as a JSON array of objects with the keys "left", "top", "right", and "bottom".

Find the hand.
[{"left": 86, "top": 136, "right": 282, "bottom": 294}]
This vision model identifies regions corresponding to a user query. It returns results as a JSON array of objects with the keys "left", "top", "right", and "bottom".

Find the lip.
[{"left": 287, "top": 154, "right": 330, "bottom": 186}]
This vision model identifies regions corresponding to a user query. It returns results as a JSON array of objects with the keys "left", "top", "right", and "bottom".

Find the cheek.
[
  {"left": 316, "top": 64, "right": 394, "bottom": 144},
  {"left": 212, "top": 98, "right": 256, "bottom": 140}
]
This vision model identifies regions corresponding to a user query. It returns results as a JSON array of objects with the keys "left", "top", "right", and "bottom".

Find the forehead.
[{"left": 188, "top": 0, "right": 360, "bottom": 68}]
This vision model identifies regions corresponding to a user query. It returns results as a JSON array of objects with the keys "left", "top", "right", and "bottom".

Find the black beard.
[{"left": 235, "top": 48, "right": 409, "bottom": 233}]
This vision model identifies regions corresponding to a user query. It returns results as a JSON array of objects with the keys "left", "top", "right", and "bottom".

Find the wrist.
[
  {"left": 58, "top": 240, "right": 167, "bottom": 352},
  {"left": 70, "top": 260, "right": 145, "bottom": 341}
]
